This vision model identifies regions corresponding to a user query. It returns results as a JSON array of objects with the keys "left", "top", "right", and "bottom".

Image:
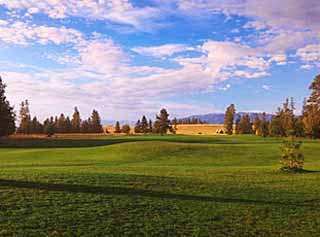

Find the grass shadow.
[
  {"left": 0, "top": 179, "right": 316, "bottom": 208},
  {"left": 0, "top": 135, "right": 281, "bottom": 149},
  {"left": 279, "top": 168, "right": 320, "bottom": 173}
]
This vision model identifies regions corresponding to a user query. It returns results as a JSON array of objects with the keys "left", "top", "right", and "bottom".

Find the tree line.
[
  {"left": 113, "top": 109, "right": 174, "bottom": 136},
  {"left": 174, "top": 117, "right": 206, "bottom": 125},
  {"left": 1, "top": 74, "right": 320, "bottom": 138},
  {"left": 224, "top": 74, "right": 320, "bottom": 138},
  {"left": 16, "top": 100, "right": 103, "bottom": 136}
]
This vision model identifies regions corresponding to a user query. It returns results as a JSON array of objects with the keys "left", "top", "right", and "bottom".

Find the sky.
[{"left": 0, "top": 0, "right": 319, "bottom": 121}]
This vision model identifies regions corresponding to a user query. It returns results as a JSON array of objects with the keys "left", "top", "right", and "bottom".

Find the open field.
[
  {"left": 175, "top": 124, "right": 226, "bottom": 135},
  {"left": 0, "top": 135, "right": 320, "bottom": 236},
  {"left": 104, "top": 124, "right": 227, "bottom": 135}
]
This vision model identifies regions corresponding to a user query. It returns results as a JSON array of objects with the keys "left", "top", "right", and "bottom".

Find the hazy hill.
[{"left": 180, "top": 112, "right": 273, "bottom": 124}]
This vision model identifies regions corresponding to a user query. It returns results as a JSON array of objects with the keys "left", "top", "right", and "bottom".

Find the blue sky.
[{"left": 0, "top": 0, "right": 319, "bottom": 121}]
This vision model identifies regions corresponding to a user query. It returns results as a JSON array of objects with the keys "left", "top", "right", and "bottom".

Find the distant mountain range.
[
  {"left": 179, "top": 112, "right": 274, "bottom": 124},
  {"left": 102, "top": 112, "right": 274, "bottom": 126}
]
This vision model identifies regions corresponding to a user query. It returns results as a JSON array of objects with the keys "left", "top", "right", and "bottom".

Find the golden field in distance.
[
  {"left": 7, "top": 124, "right": 230, "bottom": 139},
  {"left": 104, "top": 124, "right": 228, "bottom": 136}
]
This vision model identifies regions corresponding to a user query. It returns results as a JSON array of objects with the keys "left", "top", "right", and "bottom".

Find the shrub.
[
  {"left": 121, "top": 124, "right": 131, "bottom": 135},
  {"left": 280, "top": 136, "right": 304, "bottom": 171}
]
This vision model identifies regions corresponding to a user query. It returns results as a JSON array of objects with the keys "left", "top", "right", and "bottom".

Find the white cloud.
[
  {"left": 219, "top": 84, "right": 231, "bottom": 91},
  {"left": 243, "top": 21, "right": 267, "bottom": 30},
  {"left": 1, "top": 0, "right": 318, "bottom": 119},
  {"left": 132, "top": 44, "right": 191, "bottom": 58},
  {"left": 0, "top": 19, "right": 8, "bottom": 25},
  {"left": 300, "top": 64, "right": 313, "bottom": 70},
  {"left": 0, "top": 21, "right": 83, "bottom": 46},
  {"left": 0, "top": 0, "right": 161, "bottom": 30},
  {"left": 262, "top": 84, "right": 271, "bottom": 91},
  {"left": 296, "top": 44, "right": 320, "bottom": 67},
  {"left": 177, "top": 0, "right": 320, "bottom": 65},
  {"left": 200, "top": 40, "right": 270, "bottom": 74},
  {"left": 269, "top": 54, "right": 287, "bottom": 65},
  {"left": 177, "top": 0, "right": 320, "bottom": 31}
]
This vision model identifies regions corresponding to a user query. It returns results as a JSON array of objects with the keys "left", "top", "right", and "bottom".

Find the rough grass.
[{"left": 0, "top": 135, "right": 320, "bottom": 236}]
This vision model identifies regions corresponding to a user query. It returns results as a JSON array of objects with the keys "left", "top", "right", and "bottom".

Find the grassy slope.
[{"left": 0, "top": 135, "right": 320, "bottom": 236}]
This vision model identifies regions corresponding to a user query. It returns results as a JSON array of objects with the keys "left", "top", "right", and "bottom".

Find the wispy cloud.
[
  {"left": 0, "top": 0, "right": 318, "bottom": 119},
  {"left": 132, "top": 44, "right": 192, "bottom": 58},
  {"left": 0, "top": 0, "right": 161, "bottom": 30}
]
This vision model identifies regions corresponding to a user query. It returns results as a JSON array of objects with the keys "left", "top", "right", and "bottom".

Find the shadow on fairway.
[
  {"left": 0, "top": 136, "right": 280, "bottom": 148},
  {"left": 0, "top": 179, "right": 316, "bottom": 207},
  {"left": 0, "top": 138, "right": 127, "bottom": 148}
]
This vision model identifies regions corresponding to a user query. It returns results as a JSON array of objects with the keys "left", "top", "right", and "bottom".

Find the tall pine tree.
[
  {"left": 141, "top": 115, "right": 148, "bottom": 134},
  {"left": 303, "top": 75, "right": 320, "bottom": 138},
  {"left": 155, "top": 108, "right": 171, "bottom": 135},
  {"left": 90, "top": 110, "right": 103, "bottom": 133},
  {"left": 134, "top": 119, "right": 142, "bottom": 133},
  {"left": 0, "top": 77, "right": 15, "bottom": 137},
  {"left": 238, "top": 114, "right": 253, "bottom": 134},
  {"left": 258, "top": 112, "right": 270, "bottom": 137},
  {"left": 224, "top": 104, "right": 235, "bottom": 135},
  {"left": 253, "top": 114, "right": 261, "bottom": 135},
  {"left": 114, "top": 121, "right": 121, "bottom": 133},
  {"left": 72, "top": 107, "right": 81, "bottom": 133},
  {"left": 17, "top": 100, "right": 31, "bottom": 134}
]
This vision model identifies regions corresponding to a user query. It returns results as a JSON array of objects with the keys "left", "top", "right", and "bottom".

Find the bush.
[
  {"left": 121, "top": 124, "right": 131, "bottom": 135},
  {"left": 280, "top": 136, "right": 304, "bottom": 171}
]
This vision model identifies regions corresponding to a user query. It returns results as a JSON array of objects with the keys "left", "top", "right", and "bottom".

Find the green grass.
[{"left": 0, "top": 135, "right": 320, "bottom": 236}]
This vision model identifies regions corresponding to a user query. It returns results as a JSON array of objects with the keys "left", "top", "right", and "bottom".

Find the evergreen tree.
[
  {"left": 280, "top": 136, "right": 304, "bottom": 171},
  {"left": 114, "top": 121, "right": 121, "bottom": 133},
  {"left": 90, "top": 110, "right": 103, "bottom": 133},
  {"left": 253, "top": 114, "right": 261, "bottom": 135},
  {"left": 141, "top": 115, "right": 148, "bottom": 134},
  {"left": 155, "top": 108, "right": 171, "bottom": 135},
  {"left": 65, "top": 116, "right": 73, "bottom": 133},
  {"left": 238, "top": 114, "right": 253, "bottom": 134},
  {"left": 270, "top": 99, "right": 295, "bottom": 137},
  {"left": 224, "top": 104, "right": 235, "bottom": 135},
  {"left": 43, "top": 118, "right": 55, "bottom": 137},
  {"left": 121, "top": 124, "right": 131, "bottom": 135},
  {"left": 303, "top": 75, "right": 320, "bottom": 138},
  {"left": 30, "top": 116, "right": 43, "bottom": 134},
  {"left": 18, "top": 100, "right": 31, "bottom": 134},
  {"left": 57, "top": 113, "right": 66, "bottom": 133},
  {"left": 279, "top": 98, "right": 295, "bottom": 136},
  {"left": 270, "top": 115, "right": 282, "bottom": 136},
  {"left": 134, "top": 119, "right": 142, "bottom": 133},
  {"left": 258, "top": 112, "right": 269, "bottom": 137},
  {"left": 80, "top": 120, "right": 90, "bottom": 133},
  {"left": 294, "top": 116, "right": 305, "bottom": 137},
  {"left": 72, "top": 107, "right": 81, "bottom": 133},
  {"left": 0, "top": 77, "right": 15, "bottom": 137},
  {"left": 235, "top": 117, "right": 241, "bottom": 134},
  {"left": 172, "top": 117, "right": 178, "bottom": 130},
  {"left": 54, "top": 116, "right": 58, "bottom": 132},
  {"left": 148, "top": 119, "right": 153, "bottom": 133}
]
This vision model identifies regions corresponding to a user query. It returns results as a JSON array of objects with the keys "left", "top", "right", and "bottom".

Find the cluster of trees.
[
  {"left": 16, "top": 101, "right": 103, "bottom": 136},
  {"left": 114, "top": 109, "right": 174, "bottom": 136},
  {"left": 113, "top": 122, "right": 132, "bottom": 135},
  {"left": 175, "top": 117, "right": 206, "bottom": 124},
  {"left": 233, "top": 112, "right": 272, "bottom": 137},
  {"left": 224, "top": 75, "right": 320, "bottom": 139},
  {"left": 134, "top": 115, "right": 153, "bottom": 134}
]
